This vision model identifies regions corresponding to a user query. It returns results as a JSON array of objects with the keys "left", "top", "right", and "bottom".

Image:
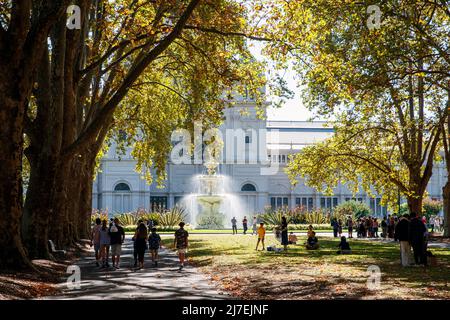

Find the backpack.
[
  {"left": 149, "top": 233, "right": 160, "bottom": 249},
  {"left": 110, "top": 223, "right": 118, "bottom": 233}
]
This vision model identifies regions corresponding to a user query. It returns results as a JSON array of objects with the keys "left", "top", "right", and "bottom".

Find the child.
[
  {"left": 337, "top": 236, "right": 352, "bottom": 254},
  {"left": 148, "top": 227, "right": 162, "bottom": 267},
  {"left": 256, "top": 223, "right": 266, "bottom": 251},
  {"left": 288, "top": 232, "right": 298, "bottom": 244},
  {"left": 305, "top": 231, "right": 319, "bottom": 250}
]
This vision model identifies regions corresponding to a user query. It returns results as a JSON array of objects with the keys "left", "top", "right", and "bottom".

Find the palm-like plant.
[{"left": 158, "top": 207, "right": 187, "bottom": 230}]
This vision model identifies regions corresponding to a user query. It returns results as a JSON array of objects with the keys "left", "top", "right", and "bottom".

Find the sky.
[{"left": 249, "top": 41, "right": 315, "bottom": 121}]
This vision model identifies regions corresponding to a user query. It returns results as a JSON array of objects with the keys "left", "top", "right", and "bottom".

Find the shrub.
[
  {"left": 333, "top": 200, "right": 371, "bottom": 222},
  {"left": 158, "top": 207, "right": 187, "bottom": 230},
  {"left": 303, "top": 208, "right": 329, "bottom": 224},
  {"left": 260, "top": 208, "right": 291, "bottom": 226},
  {"left": 91, "top": 209, "right": 109, "bottom": 225},
  {"left": 114, "top": 213, "right": 137, "bottom": 226},
  {"left": 423, "top": 198, "right": 443, "bottom": 218}
]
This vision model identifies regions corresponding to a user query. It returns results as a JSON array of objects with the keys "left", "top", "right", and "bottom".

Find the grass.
[
  {"left": 161, "top": 234, "right": 450, "bottom": 299},
  {"left": 126, "top": 229, "right": 334, "bottom": 235}
]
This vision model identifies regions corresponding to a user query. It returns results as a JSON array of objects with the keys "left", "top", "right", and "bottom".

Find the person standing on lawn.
[
  {"left": 409, "top": 212, "right": 427, "bottom": 266},
  {"left": 338, "top": 219, "right": 343, "bottom": 237},
  {"left": 347, "top": 217, "right": 353, "bottom": 238},
  {"left": 90, "top": 218, "right": 102, "bottom": 267},
  {"left": 174, "top": 222, "right": 189, "bottom": 270},
  {"left": 252, "top": 216, "right": 258, "bottom": 235},
  {"left": 394, "top": 214, "right": 411, "bottom": 266},
  {"left": 255, "top": 222, "right": 266, "bottom": 250},
  {"left": 109, "top": 218, "right": 125, "bottom": 269},
  {"left": 381, "top": 217, "right": 388, "bottom": 238},
  {"left": 242, "top": 216, "right": 248, "bottom": 235},
  {"left": 148, "top": 227, "right": 162, "bottom": 267},
  {"left": 231, "top": 217, "right": 238, "bottom": 234},
  {"left": 332, "top": 218, "right": 339, "bottom": 238},
  {"left": 281, "top": 216, "right": 289, "bottom": 251}
]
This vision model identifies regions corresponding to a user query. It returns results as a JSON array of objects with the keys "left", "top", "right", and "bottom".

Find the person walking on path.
[
  {"left": 231, "top": 217, "right": 237, "bottom": 234},
  {"left": 394, "top": 214, "right": 412, "bottom": 266},
  {"left": 281, "top": 216, "right": 289, "bottom": 251},
  {"left": 252, "top": 216, "right": 258, "bottom": 235},
  {"left": 90, "top": 218, "right": 102, "bottom": 267},
  {"left": 109, "top": 218, "right": 125, "bottom": 269},
  {"left": 134, "top": 223, "right": 148, "bottom": 270},
  {"left": 99, "top": 220, "right": 111, "bottom": 268},
  {"left": 242, "top": 216, "right": 248, "bottom": 235},
  {"left": 409, "top": 212, "right": 427, "bottom": 266},
  {"left": 174, "top": 222, "right": 189, "bottom": 270},
  {"left": 255, "top": 223, "right": 266, "bottom": 250},
  {"left": 133, "top": 219, "right": 143, "bottom": 268},
  {"left": 148, "top": 227, "right": 162, "bottom": 267}
]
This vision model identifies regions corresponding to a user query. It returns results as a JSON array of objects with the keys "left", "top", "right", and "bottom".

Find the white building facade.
[{"left": 92, "top": 99, "right": 446, "bottom": 218}]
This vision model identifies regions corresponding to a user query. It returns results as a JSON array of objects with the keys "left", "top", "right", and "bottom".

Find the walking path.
[{"left": 42, "top": 236, "right": 229, "bottom": 300}]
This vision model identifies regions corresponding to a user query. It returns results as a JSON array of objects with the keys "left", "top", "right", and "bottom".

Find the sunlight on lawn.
[{"left": 162, "top": 235, "right": 450, "bottom": 299}]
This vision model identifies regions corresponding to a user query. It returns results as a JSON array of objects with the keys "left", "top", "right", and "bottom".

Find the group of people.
[
  {"left": 90, "top": 218, "right": 189, "bottom": 270},
  {"left": 394, "top": 212, "right": 430, "bottom": 266},
  {"left": 232, "top": 216, "right": 261, "bottom": 235}
]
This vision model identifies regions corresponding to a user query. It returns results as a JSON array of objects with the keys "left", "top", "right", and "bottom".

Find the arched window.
[
  {"left": 241, "top": 183, "right": 256, "bottom": 192},
  {"left": 114, "top": 182, "right": 130, "bottom": 191}
]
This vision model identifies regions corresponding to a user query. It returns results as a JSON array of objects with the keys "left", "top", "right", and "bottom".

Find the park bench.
[{"left": 48, "top": 240, "right": 66, "bottom": 259}]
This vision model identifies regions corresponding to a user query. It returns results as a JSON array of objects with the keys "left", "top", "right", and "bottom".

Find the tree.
[
  {"left": 21, "top": 0, "right": 271, "bottom": 259},
  {"left": 0, "top": 0, "right": 71, "bottom": 268},
  {"left": 262, "top": 1, "right": 448, "bottom": 216}
]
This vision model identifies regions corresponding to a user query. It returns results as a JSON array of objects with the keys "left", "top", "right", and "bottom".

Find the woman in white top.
[{"left": 99, "top": 220, "right": 111, "bottom": 268}]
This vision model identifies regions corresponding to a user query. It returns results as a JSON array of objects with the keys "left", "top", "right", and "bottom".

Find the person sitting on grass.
[
  {"left": 288, "top": 232, "right": 298, "bottom": 244},
  {"left": 337, "top": 236, "right": 352, "bottom": 254},
  {"left": 255, "top": 223, "right": 266, "bottom": 251},
  {"left": 305, "top": 231, "right": 319, "bottom": 250}
]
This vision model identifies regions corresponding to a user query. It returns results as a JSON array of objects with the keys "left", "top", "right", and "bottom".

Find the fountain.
[{"left": 178, "top": 158, "right": 245, "bottom": 229}]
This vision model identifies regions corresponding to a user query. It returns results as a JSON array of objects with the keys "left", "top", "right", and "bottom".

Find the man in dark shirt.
[
  {"left": 395, "top": 214, "right": 411, "bottom": 266},
  {"left": 109, "top": 218, "right": 125, "bottom": 269},
  {"left": 174, "top": 222, "right": 189, "bottom": 270},
  {"left": 409, "top": 212, "right": 427, "bottom": 266}
]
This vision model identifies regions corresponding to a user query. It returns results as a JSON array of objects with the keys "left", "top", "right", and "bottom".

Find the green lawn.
[
  {"left": 162, "top": 234, "right": 450, "bottom": 299},
  {"left": 126, "top": 229, "right": 334, "bottom": 235}
]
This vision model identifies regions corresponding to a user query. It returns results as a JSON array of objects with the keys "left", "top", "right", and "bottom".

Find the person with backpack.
[
  {"left": 174, "top": 222, "right": 189, "bottom": 270},
  {"left": 109, "top": 218, "right": 125, "bottom": 269},
  {"left": 148, "top": 227, "right": 162, "bottom": 267},
  {"left": 134, "top": 222, "right": 148, "bottom": 270},
  {"left": 90, "top": 218, "right": 102, "bottom": 267}
]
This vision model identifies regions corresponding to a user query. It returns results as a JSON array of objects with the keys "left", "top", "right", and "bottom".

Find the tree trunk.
[
  {"left": 23, "top": 155, "right": 59, "bottom": 258},
  {"left": 442, "top": 182, "right": 450, "bottom": 237},
  {"left": 407, "top": 196, "right": 423, "bottom": 216},
  {"left": 0, "top": 97, "right": 30, "bottom": 268}
]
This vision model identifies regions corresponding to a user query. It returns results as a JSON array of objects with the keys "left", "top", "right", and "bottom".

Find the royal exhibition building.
[{"left": 92, "top": 94, "right": 445, "bottom": 221}]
